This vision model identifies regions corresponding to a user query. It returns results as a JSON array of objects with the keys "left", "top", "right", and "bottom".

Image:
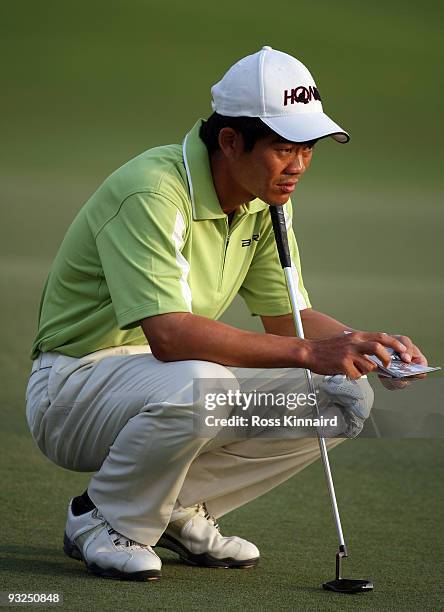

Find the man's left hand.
[{"left": 379, "top": 334, "right": 428, "bottom": 390}]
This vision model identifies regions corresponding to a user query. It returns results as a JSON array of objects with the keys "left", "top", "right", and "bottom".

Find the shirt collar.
[{"left": 182, "top": 120, "right": 268, "bottom": 221}]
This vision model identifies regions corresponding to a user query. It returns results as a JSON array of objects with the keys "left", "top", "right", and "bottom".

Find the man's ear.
[{"left": 218, "top": 128, "right": 244, "bottom": 159}]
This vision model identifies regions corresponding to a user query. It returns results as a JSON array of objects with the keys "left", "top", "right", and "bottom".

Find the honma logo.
[
  {"left": 242, "top": 234, "right": 260, "bottom": 247},
  {"left": 283, "top": 86, "right": 321, "bottom": 106}
]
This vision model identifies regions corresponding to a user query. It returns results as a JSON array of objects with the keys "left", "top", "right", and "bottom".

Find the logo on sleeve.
[{"left": 284, "top": 86, "right": 321, "bottom": 106}]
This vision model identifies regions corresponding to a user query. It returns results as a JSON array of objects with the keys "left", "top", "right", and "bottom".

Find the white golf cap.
[{"left": 211, "top": 46, "right": 349, "bottom": 144}]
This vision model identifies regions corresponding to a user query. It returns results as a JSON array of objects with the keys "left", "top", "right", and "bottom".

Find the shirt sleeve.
[
  {"left": 238, "top": 200, "right": 311, "bottom": 316},
  {"left": 95, "top": 192, "right": 192, "bottom": 330}
]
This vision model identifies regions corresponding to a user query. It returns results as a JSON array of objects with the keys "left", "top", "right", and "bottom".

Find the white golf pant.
[{"left": 25, "top": 346, "right": 373, "bottom": 545}]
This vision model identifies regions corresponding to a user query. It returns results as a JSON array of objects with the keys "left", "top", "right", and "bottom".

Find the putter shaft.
[
  {"left": 283, "top": 266, "right": 346, "bottom": 553},
  {"left": 270, "top": 205, "right": 347, "bottom": 559}
]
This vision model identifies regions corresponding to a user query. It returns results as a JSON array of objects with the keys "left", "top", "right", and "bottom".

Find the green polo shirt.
[{"left": 31, "top": 121, "right": 310, "bottom": 359}]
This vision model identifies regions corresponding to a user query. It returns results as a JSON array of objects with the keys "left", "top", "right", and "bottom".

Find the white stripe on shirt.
[{"left": 172, "top": 210, "right": 192, "bottom": 311}]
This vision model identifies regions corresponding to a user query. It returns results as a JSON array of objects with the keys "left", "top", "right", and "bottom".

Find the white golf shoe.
[
  {"left": 156, "top": 503, "right": 260, "bottom": 568},
  {"left": 63, "top": 500, "right": 162, "bottom": 581}
]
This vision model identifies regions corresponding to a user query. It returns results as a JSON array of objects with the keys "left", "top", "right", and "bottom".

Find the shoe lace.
[
  {"left": 91, "top": 509, "right": 151, "bottom": 549},
  {"left": 89, "top": 510, "right": 146, "bottom": 549},
  {"left": 106, "top": 526, "right": 149, "bottom": 548},
  {"left": 198, "top": 503, "right": 220, "bottom": 532}
]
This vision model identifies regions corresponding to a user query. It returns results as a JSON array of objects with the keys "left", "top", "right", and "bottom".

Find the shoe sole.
[
  {"left": 156, "top": 533, "right": 259, "bottom": 569},
  {"left": 63, "top": 532, "right": 161, "bottom": 581}
]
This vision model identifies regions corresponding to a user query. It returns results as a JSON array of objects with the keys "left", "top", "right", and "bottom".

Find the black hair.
[{"left": 199, "top": 112, "right": 317, "bottom": 153}]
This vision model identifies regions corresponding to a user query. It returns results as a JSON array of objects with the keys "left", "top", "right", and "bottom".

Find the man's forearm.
[
  {"left": 301, "top": 308, "right": 353, "bottom": 339},
  {"left": 261, "top": 308, "right": 353, "bottom": 339},
  {"left": 142, "top": 311, "right": 409, "bottom": 378},
  {"left": 141, "top": 312, "right": 310, "bottom": 368}
]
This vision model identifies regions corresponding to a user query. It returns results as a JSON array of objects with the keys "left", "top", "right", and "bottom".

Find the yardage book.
[
  {"left": 342, "top": 332, "right": 441, "bottom": 378},
  {"left": 367, "top": 348, "right": 441, "bottom": 379}
]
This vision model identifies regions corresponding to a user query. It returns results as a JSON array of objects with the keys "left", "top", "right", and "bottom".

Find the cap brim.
[{"left": 261, "top": 113, "right": 349, "bottom": 143}]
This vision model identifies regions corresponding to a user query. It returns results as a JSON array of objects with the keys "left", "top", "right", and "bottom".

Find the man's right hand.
[{"left": 304, "top": 332, "right": 408, "bottom": 379}]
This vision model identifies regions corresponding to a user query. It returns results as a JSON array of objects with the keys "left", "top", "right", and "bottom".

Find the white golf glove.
[{"left": 320, "top": 375, "right": 373, "bottom": 438}]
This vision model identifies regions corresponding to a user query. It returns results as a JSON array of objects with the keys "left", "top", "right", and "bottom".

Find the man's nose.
[{"left": 286, "top": 151, "right": 306, "bottom": 174}]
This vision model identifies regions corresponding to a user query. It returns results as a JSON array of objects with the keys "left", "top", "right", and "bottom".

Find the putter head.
[{"left": 323, "top": 578, "right": 374, "bottom": 594}]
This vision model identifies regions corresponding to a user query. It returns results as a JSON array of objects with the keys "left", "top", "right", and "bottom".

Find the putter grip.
[{"left": 269, "top": 205, "right": 291, "bottom": 268}]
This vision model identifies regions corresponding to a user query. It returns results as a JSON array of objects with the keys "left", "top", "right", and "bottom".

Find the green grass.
[
  {"left": 2, "top": 347, "right": 443, "bottom": 612},
  {"left": 2, "top": 416, "right": 444, "bottom": 610},
  {"left": 1, "top": 259, "right": 443, "bottom": 611},
  {"left": 1, "top": 0, "right": 443, "bottom": 609}
]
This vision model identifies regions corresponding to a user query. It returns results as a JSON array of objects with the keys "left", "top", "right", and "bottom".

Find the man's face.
[{"left": 229, "top": 133, "right": 314, "bottom": 206}]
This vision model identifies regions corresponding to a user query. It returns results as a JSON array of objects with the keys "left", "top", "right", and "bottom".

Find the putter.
[{"left": 269, "top": 205, "right": 373, "bottom": 594}]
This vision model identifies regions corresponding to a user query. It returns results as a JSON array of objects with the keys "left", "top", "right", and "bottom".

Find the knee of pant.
[
  {"left": 183, "top": 360, "right": 237, "bottom": 382},
  {"left": 185, "top": 362, "right": 239, "bottom": 431},
  {"left": 186, "top": 361, "right": 239, "bottom": 408}
]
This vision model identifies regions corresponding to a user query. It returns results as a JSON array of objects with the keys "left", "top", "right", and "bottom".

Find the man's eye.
[{"left": 277, "top": 148, "right": 292, "bottom": 153}]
